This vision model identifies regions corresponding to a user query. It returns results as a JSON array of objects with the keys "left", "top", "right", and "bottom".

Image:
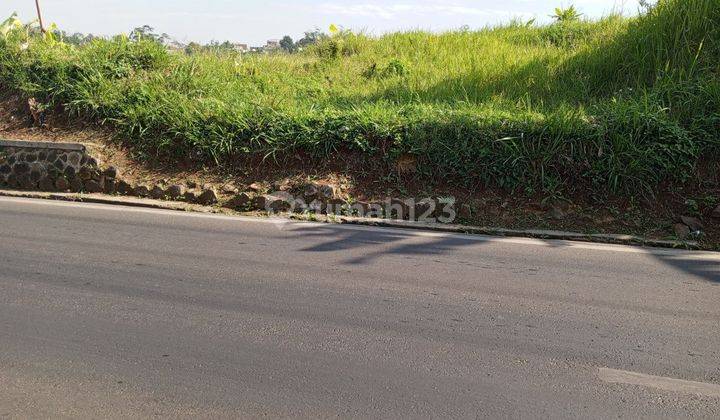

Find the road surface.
[{"left": 1, "top": 196, "right": 719, "bottom": 418}]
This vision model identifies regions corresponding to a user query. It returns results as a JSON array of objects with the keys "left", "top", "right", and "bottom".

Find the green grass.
[{"left": 0, "top": 0, "right": 718, "bottom": 196}]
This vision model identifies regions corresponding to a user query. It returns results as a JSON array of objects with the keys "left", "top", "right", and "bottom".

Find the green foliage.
[
  {"left": 313, "top": 31, "right": 365, "bottom": 60},
  {"left": 551, "top": 5, "right": 583, "bottom": 23},
  {"left": 0, "top": 0, "right": 718, "bottom": 197},
  {"left": 279, "top": 35, "right": 296, "bottom": 53},
  {"left": 295, "top": 29, "right": 325, "bottom": 49},
  {"left": 129, "top": 25, "right": 170, "bottom": 45},
  {"left": 537, "top": 17, "right": 617, "bottom": 48},
  {"left": 362, "top": 59, "right": 407, "bottom": 79},
  {"left": 0, "top": 13, "right": 22, "bottom": 38}
]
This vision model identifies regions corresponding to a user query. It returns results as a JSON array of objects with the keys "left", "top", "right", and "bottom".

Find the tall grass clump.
[{"left": 0, "top": 0, "right": 718, "bottom": 197}]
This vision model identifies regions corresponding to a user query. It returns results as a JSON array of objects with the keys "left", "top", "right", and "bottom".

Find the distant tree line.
[
  {"left": 33, "top": 24, "right": 327, "bottom": 54},
  {"left": 277, "top": 30, "right": 326, "bottom": 53}
]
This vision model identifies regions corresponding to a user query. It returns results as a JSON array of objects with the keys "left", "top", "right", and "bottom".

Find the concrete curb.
[
  {"left": 0, "top": 139, "right": 86, "bottom": 152},
  {"left": 325, "top": 216, "right": 700, "bottom": 250},
  {"left": 0, "top": 189, "right": 701, "bottom": 250},
  {"left": 0, "top": 190, "right": 208, "bottom": 212}
]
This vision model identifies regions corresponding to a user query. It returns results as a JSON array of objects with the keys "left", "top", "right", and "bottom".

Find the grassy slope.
[{"left": 0, "top": 0, "right": 718, "bottom": 197}]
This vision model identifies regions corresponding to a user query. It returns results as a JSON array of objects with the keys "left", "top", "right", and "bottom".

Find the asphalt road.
[{"left": 1, "top": 196, "right": 720, "bottom": 419}]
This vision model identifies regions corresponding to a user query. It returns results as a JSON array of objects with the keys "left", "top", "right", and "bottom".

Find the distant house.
[
  {"left": 265, "top": 39, "right": 280, "bottom": 50},
  {"left": 233, "top": 43, "right": 249, "bottom": 53}
]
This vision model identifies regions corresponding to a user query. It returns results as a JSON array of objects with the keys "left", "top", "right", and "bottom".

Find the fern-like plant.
[{"left": 551, "top": 5, "right": 583, "bottom": 22}]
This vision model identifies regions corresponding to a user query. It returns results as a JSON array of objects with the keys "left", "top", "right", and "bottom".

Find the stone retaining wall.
[
  {"left": 0, "top": 140, "right": 102, "bottom": 192},
  {"left": 0, "top": 139, "right": 460, "bottom": 222}
]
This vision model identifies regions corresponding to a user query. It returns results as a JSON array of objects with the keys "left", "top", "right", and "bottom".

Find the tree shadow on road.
[
  {"left": 293, "top": 224, "right": 486, "bottom": 265},
  {"left": 288, "top": 223, "right": 576, "bottom": 266},
  {"left": 289, "top": 223, "right": 720, "bottom": 284},
  {"left": 652, "top": 253, "right": 720, "bottom": 284}
]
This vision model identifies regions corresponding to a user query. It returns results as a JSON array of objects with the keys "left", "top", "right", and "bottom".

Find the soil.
[{"left": 2, "top": 92, "right": 719, "bottom": 249}]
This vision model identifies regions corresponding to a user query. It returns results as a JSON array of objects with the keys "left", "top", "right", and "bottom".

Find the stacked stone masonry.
[
  {"left": 0, "top": 140, "right": 102, "bottom": 192},
  {"left": 0, "top": 140, "right": 461, "bottom": 222}
]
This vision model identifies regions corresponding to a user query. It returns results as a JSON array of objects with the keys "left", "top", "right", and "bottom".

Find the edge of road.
[{"left": 0, "top": 189, "right": 702, "bottom": 251}]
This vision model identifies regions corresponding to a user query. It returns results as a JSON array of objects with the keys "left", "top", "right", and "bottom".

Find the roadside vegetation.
[{"left": 0, "top": 0, "right": 718, "bottom": 199}]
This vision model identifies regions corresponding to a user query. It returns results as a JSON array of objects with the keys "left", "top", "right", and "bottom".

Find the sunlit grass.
[{"left": 0, "top": 0, "right": 717, "bottom": 195}]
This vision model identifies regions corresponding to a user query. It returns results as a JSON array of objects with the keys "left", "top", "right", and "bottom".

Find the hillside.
[
  {"left": 1, "top": 0, "right": 718, "bottom": 194},
  {"left": 0, "top": 0, "right": 719, "bottom": 245}
]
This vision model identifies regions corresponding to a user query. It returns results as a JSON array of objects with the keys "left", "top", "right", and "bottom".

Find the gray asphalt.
[{"left": 1, "top": 196, "right": 719, "bottom": 419}]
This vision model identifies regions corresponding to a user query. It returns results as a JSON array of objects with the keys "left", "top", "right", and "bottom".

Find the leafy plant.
[
  {"left": 551, "top": 5, "right": 583, "bottom": 22},
  {"left": 363, "top": 59, "right": 407, "bottom": 79},
  {"left": 0, "top": 13, "right": 22, "bottom": 37}
]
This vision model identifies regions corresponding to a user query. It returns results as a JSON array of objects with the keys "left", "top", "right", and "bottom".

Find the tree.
[
  {"left": 129, "top": 25, "right": 170, "bottom": 44},
  {"left": 279, "top": 35, "right": 295, "bottom": 53},
  {"left": 185, "top": 42, "right": 202, "bottom": 55},
  {"left": 205, "top": 40, "right": 237, "bottom": 53},
  {"left": 61, "top": 31, "right": 96, "bottom": 46},
  {"left": 129, "top": 25, "right": 153, "bottom": 41},
  {"left": 295, "top": 29, "right": 325, "bottom": 49}
]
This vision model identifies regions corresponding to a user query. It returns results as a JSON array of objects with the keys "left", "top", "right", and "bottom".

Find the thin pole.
[{"left": 35, "top": 0, "right": 45, "bottom": 33}]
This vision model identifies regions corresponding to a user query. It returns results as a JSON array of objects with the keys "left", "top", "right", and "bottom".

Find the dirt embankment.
[{"left": 2, "top": 93, "right": 719, "bottom": 249}]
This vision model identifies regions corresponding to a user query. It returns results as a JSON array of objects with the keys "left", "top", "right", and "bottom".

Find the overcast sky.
[{"left": 6, "top": 1, "right": 641, "bottom": 46}]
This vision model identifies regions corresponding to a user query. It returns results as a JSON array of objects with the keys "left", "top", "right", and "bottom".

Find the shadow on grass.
[{"left": 327, "top": 56, "right": 595, "bottom": 110}]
